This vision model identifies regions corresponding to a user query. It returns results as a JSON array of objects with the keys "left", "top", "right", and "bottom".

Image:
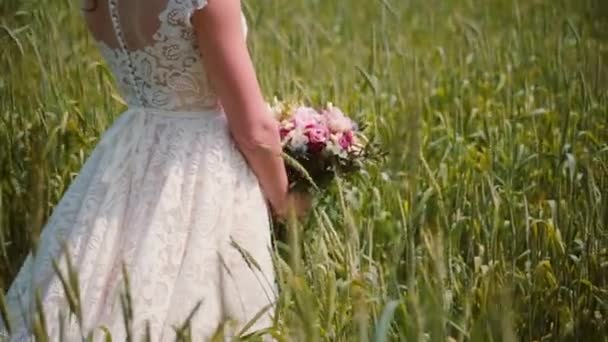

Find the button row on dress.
[{"left": 107, "top": 0, "right": 144, "bottom": 107}]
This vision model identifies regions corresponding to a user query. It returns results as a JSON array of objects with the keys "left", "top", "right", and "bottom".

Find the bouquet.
[{"left": 269, "top": 98, "right": 376, "bottom": 192}]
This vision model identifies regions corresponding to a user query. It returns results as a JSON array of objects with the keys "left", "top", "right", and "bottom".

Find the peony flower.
[
  {"left": 294, "top": 106, "right": 322, "bottom": 128},
  {"left": 323, "top": 103, "right": 354, "bottom": 133}
]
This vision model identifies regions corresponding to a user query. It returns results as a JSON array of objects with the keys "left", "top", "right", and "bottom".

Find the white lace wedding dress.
[{"left": 0, "top": 0, "right": 277, "bottom": 340}]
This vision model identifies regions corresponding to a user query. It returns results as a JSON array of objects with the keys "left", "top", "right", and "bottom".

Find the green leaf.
[{"left": 373, "top": 300, "right": 399, "bottom": 342}]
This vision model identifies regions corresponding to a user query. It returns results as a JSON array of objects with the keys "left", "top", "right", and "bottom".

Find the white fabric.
[
  {"left": 0, "top": 0, "right": 275, "bottom": 341},
  {"left": 93, "top": 0, "right": 246, "bottom": 111},
  {"left": 97, "top": 0, "right": 217, "bottom": 111}
]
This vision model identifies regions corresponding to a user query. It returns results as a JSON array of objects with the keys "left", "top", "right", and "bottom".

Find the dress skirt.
[{"left": 1, "top": 107, "right": 277, "bottom": 341}]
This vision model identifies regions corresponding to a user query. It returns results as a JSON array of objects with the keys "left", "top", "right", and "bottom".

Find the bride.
[{"left": 1, "top": 0, "right": 309, "bottom": 340}]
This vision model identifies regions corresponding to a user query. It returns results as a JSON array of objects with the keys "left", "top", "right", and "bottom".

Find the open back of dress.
[{"left": 83, "top": 0, "right": 245, "bottom": 111}]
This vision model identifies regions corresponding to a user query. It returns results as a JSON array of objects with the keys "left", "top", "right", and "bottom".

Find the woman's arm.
[{"left": 191, "top": 0, "right": 290, "bottom": 215}]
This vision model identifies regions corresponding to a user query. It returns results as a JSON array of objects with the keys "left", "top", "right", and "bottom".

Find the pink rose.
[
  {"left": 305, "top": 124, "right": 329, "bottom": 153},
  {"left": 338, "top": 131, "right": 354, "bottom": 150}
]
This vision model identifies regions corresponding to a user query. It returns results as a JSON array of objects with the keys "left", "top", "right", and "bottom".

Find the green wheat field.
[{"left": 1, "top": 0, "right": 608, "bottom": 340}]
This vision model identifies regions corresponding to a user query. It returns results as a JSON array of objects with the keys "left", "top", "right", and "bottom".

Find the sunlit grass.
[{"left": 1, "top": 0, "right": 607, "bottom": 340}]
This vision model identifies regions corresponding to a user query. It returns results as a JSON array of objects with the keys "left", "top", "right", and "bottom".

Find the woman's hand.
[{"left": 273, "top": 191, "right": 313, "bottom": 222}]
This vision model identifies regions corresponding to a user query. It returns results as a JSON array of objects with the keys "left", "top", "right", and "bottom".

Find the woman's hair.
[{"left": 82, "top": 0, "right": 98, "bottom": 12}]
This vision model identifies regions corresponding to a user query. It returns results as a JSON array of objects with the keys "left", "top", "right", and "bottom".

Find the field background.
[{"left": 1, "top": 0, "right": 608, "bottom": 340}]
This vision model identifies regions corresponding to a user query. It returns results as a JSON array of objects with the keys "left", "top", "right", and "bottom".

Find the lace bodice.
[{"left": 87, "top": 0, "right": 247, "bottom": 111}]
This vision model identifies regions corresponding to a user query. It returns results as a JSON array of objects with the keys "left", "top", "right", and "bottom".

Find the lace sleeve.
[{"left": 184, "top": 0, "right": 209, "bottom": 27}]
